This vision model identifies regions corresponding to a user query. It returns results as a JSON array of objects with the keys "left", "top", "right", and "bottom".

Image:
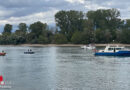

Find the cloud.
[
  {"left": 65, "top": 0, "right": 85, "bottom": 4},
  {"left": 0, "top": 0, "right": 129, "bottom": 31},
  {"left": 0, "top": 9, "right": 58, "bottom": 25},
  {"left": 0, "top": 10, "right": 14, "bottom": 18}
]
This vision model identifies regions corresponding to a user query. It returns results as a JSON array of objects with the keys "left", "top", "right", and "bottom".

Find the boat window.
[
  {"left": 116, "top": 48, "right": 121, "bottom": 50},
  {"left": 108, "top": 48, "right": 113, "bottom": 50}
]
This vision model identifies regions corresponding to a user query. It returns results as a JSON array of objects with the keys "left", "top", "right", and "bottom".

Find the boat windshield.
[
  {"left": 116, "top": 48, "right": 122, "bottom": 50},
  {"left": 108, "top": 47, "right": 123, "bottom": 51},
  {"left": 108, "top": 48, "right": 114, "bottom": 50}
]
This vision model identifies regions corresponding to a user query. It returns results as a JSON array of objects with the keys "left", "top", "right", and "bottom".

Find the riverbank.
[{"left": 0, "top": 44, "right": 130, "bottom": 47}]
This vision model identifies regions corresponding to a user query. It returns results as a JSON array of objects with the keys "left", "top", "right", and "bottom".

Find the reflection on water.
[{"left": 0, "top": 46, "right": 130, "bottom": 90}]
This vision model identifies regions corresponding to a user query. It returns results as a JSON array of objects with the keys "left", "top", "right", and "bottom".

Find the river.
[{"left": 0, "top": 46, "right": 130, "bottom": 90}]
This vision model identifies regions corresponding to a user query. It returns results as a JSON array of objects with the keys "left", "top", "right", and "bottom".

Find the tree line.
[{"left": 0, "top": 8, "right": 130, "bottom": 45}]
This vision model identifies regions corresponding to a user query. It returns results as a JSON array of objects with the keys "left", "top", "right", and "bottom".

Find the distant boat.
[
  {"left": 24, "top": 52, "right": 35, "bottom": 54},
  {"left": 81, "top": 44, "right": 95, "bottom": 50},
  {"left": 0, "top": 52, "right": 6, "bottom": 56},
  {"left": 95, "top": 45, "right": 130, "bottom": 56},
  {"left": 24, "top": 49, "right": 35, "bottom": 54}
]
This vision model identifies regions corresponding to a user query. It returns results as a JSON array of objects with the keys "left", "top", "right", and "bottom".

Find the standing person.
[{"left": 114, "top": 48, "right": 116, "bottom": 53}]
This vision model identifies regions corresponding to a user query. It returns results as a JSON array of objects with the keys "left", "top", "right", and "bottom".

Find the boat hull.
[
  {"left": 95, "top": 51, "right": 130, "bottom": 56},
  {"left": 24, "top": 52, "right": 35, "bottom": 54},
  {"left": 0, "top": 53, "right": 6, "bottom": 56}
]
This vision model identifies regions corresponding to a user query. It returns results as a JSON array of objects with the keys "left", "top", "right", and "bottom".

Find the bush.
[
  {"left": 71, "top": 31, "right": 82, "bottom": 44},
  {"left": 38, "top": 35, "right": 49, "bottom": 44},
  {"left": 54, "top": 34, "right": 68, "bottom": 44}
]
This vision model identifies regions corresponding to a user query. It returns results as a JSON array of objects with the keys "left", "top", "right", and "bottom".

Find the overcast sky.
[{"left": 0, "top": 0, "right": 130, "bottom": 31}]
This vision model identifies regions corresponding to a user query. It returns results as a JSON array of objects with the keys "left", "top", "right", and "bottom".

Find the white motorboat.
[
  {"left": 81, "top": 44, "right": 95, "bottom": 50},
  {"left": 94, "top": 45, "right": 130, "bottom": 56}
]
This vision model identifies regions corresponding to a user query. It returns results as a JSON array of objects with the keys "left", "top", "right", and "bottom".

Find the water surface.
[{"left": 0, "top": 46, "right": 130, "bottom": 90}]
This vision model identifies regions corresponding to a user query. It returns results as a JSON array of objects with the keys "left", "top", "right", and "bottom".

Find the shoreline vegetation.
[
  {"left": 1, "top": 8, "right": 130, "bottom": 45},
  {"left": 1, "top": 44, "right": 130, "bottom": 47}
]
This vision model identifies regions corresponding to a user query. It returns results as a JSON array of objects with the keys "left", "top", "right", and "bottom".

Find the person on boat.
[
  {"left": 2, "top": 50, "right": 4, "bottom": 53},
  {"left": 114, "top": 48, "right": 116, "bottom": 53}
]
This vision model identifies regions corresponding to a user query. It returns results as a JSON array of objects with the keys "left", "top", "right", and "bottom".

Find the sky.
[{"left": 0, "top": 0, "right": 130, "bottom": 32}]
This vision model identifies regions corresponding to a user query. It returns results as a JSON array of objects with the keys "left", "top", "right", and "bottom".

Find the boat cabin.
[{"left": 99, "top": 46, "right": 124, "bottom": 53}]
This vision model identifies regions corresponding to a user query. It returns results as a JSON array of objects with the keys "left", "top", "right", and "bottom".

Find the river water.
[{"left": 0, "top": 46, "right": 130, "bottom": 90}]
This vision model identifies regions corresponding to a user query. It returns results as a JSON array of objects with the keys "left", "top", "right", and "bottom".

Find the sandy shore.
[{"left": 0, "top": 44, "right": 130, "bottom": 47}]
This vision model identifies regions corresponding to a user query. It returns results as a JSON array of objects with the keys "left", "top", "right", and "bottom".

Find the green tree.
[
  {"left": 71, "top": 31, "right": 83, "bottom": 44},
  {"left": 29, "top": 21, "right": 47, "bottom": 38},
  {"left": 26, "top": 33, "right": 36, "bottom": 43},
  {"left": 55, "top": 10, "right": 84, "bottom": 41},
  {"left": 3, "top": 24, "right": 12, "bottom": 34},
  {"left": 18, "top": 23, "right": 27, "bottom": 33},
  {"left": 87, "top": 8, "right": 122, "bottom": 30},
  {"left": 95, "top": 29, "right": 105, "bottom": 43},
  {"left": 54, "top": 34, "right": 68, "bottom": 44},
  {"left": 121, "top": 29, "right": 130, "bottom": 43},
  {"left": 116, "top": 30, "right": 122, "bottom": 43},
  {"left": 71, "top": 29, "right": 94, "bottom": 44},
  {"left": 38, "top": 35, "right": 48, "bottom": 44},
  {"left": 87, "top": 9, "right": 123, "bottom": 42},
  {"left": 123, "top": 19, "right": 130, "bottom": 30}
]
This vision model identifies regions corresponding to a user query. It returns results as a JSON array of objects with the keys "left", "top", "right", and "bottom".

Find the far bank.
[{"left": 0, "top": 44, "right": 130, "bottom": 47}]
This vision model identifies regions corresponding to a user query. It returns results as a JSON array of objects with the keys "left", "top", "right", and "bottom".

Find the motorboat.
[
  {"left": 95, "top": 45, "right": 130, "bottom": 56},
  {"left": 81, "top": 44, "right": 95, "bottom": 50}
]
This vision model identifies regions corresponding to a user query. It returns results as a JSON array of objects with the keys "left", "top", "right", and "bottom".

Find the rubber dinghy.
[
  {"left": 24, "top": 52, "right": 35, "bottom": 54},
  {"left": 0, "top": 53, "right": 6, "bottom": 56},
  {"left": 95, "top": 45, "right": 130, "bottom": 56},
  {"left": 24, "top": 49, "right": 35, "bottom": 54}
]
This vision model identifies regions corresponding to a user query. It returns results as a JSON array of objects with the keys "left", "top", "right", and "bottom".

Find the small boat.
[
  {"left": 81, "top": 45, "right": 87, "bottom": 49},
  {"left": 0, "top": 53, "right": 6, "bottom": 56},
  {"left": 81, "top": 44, "right": 95, "bottom": 50},
  {"left": 24, "top": 49, "right": 35, "bottom": 54},
  {"left": 24, "top": 52, "right": 35, "bottom": 54},
  {"left": 94, "top": 45, "right": 130, "bottom": 56}
]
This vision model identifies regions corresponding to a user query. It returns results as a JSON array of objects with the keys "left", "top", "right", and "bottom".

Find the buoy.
[
  {"left": 0, "top": 76, "right": 3, "bottom": 82},
  {"left": 0, "top": 76, "right": 5, "bottom": 85}
]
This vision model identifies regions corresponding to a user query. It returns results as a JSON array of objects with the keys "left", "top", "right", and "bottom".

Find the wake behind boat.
[{"left": 95, "top": 45, "right": 130, "bottom": 56}]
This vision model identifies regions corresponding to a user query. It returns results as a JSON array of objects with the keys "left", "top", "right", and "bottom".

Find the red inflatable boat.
[{"left": 0, "top": 53, "right": 6, "bottom": 56}]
